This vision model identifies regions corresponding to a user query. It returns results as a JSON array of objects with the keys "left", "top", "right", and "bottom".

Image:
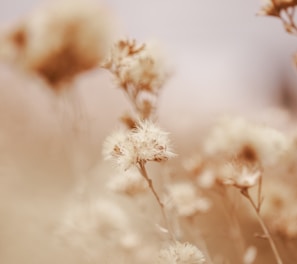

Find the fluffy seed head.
[
  {"left": 103, "top": 120, "right": 175, "bottom": 170},
  {"left": 0, "top": 0, "right": 112, "bottom": 86},
  {"left": 204, "top": 117, "right": 289, "bottom": 167},
  {"left": 104, "top": 39, "right": 171, "bottom": 93},
  {"left": 156, "top": 241, "right": 206, "bottom": 264}
]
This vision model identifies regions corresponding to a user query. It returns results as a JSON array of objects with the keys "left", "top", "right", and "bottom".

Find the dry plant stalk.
[
  {"left": 240, "top": 186, "right": 283, "bottom": 264},
  {"left": 102, "top": 39, "right": 171, "bottom": 127},
  {"left": 103, "top": 38, "right": 176, "bottom": 240},
  {"left": 217, "top": 164, "right": 282, "bottom": 263},
  {"left": 224, "top": 166, "right": 283, "bottom": 264}
]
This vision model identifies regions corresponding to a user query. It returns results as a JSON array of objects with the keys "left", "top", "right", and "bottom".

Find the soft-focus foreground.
[{"left": 0, "top": 0, "right": 297, "bottom": 263}]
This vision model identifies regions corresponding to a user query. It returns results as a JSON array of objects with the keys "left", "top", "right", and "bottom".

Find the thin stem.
[
  {"left": 257, "top": 175, "right": 263, "bottom": 211},
  {"left": 241, "top": 189, "right": 283, "bottom": 264},
  {"left": 137, "top": 161, "right": 175, "bottom": 240}
]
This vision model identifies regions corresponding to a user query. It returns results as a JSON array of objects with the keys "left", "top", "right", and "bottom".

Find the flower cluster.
[
  {"left": 166, "top": 182, "right": 211, "bottom": 217},
  {"left": 261, "top": 178, "right": 297, "bottom": 238},
  {"left": 57, "top": 198, "right": 140, "bottom": 261},
  {"left": 217, "top": 163, "right": 261, "bottom": 190},
  {"left": 106, "top": 168, "right": 148, "bottom": 196},
  {"left": 103, "top": 39, "right": 171, "bottom": 123},
  {"left": 103, "top": 120, "right": 175, "bottom": 170},
  {"left": 156, "top": 242, "right": 206, "bottom": 264},
  {"left": 104, "top": 39, "right": 170, "bottom": 93},
  {"left": 203, "top": 116, "right": 289, "bottom": 167}
]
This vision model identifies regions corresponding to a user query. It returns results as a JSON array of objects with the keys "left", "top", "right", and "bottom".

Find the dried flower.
[
  {"left": 103, "top": 39, "right": 171, "bottom": 121},
  {"left": 57, "top": 198, "right": 140, "bottom": 260},
  {"left": 106, "top": 168, "right": 147, "bottom": 196},
  {"left": 203, "top": 117, "right": 289, "bottom": 167},
  {"left": 156, "top": 241, "right": 206, "bottom": 264},
  {"left": 271, "top": 208, "right": 297, "bottom": 238},
  {"left": 218, "top": 163, "right": 261, "bottom": 189},
  {"left": 104, "top": 39, "right": 170, "bottom": 93},
  {"left": 103, "top": 120, "right": 175, "bottom": 170},
  {"left": 167, "top": 182, "right": 211, "bottom": 217},
  {"left": 0, "top": 0, "right": 112, "bottom": 86},
  {"left": 261, "top": 178, "right": 297, "bottom": 238}
]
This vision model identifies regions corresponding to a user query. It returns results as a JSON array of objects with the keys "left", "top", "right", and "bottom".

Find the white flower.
[
  {"left": 105, "top": 39, "right": 171, "bottom": 93},
  {"left": 57, "top": 198, "right": 140, "bottom": 261},
  {"left": 103, "top": 120, "right": 175, "bottom": 170},
  {"left": 132, "top": 120, "right": 175, "bottom": 163},
  {"left": 156, "top": 241, "right": 206, "bottom": 264},
  {"left": 0, "top": 0, "right": 112, "bottom": 85},
  {"left": 167, "top": 182, "right": 211, "bottom": 217},
  {"left": 204, "top": 116, "right": 289, "bottom": 167},
  {"left": 103, "top": 129, "right": 137, "bottom": 170},
  {"left": 106, "top": 168, "right": 147, "bottom": 195},
  {"left": 218, "top": 163, "right": 261, "bottom": 189},
  {"left": 196, "top": 169, "right": 216, "bottom": 189}
]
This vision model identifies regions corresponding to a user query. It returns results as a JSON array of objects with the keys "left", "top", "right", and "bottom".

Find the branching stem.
[{"left": 241, "top": 188, "right": 283, "bottom": 264}]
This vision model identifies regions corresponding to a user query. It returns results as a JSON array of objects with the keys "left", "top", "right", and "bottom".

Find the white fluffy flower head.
[
  {"left": 103, "top": 120, "right": 175, "bottom": 170},
  {"left": 167, "top": 182, "right": 211, "bottom": 217},
  {"left": 218, "top": 163, "right": 261, "bottom": 189},
  {"left": 157, "top": 242, "right": 206, "bottom": 264},
  {"left": 105, "top": 39, "right": 171, "bottom": 93},
  {"left": 204, "top": 116, "right": 289, "bottom": 167}
]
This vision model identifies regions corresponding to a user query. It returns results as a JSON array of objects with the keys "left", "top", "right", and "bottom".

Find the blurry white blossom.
[
  {"left": 218, "top": 163, "right": 261, "bottom": 189},
  {"left": 203, "top": 116, "right": 289, "bottom": 167},
  {"left": 261, "top": 178, "right": 297, "bottom": 238},
  {"left": 156, "top": 241, "right": 206, "bottom": 264},
  {"left": 243, "top": 246, "right": 257, "bottom": 264},
  {"left": 0, "top": 0, "right": 112, "bottom": 85},
  {"left": 107, "top": 168, "right": 147, "bottom": 195},
  {"left": 167, "top": 182, "right": 211, "bottom": 217},
  {"left": 57, "top": 198, "right": 140, "bottom": 261},
  {"left": 196, "top": 169, "right": 216, "bottom": 189}
]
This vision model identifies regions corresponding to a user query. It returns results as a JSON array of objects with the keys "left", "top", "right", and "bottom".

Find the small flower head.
[
  {"left": 167, "top": 182, "right": 211, "bottom": 217},
  {"left": 104, "top": 39, "right": 171, "bottom": 94},
  {"left": 57, "top": 198, "right": 140, "bottom": 261},
  {"left": 218, "top": 163, "right": 261, "bottom": 189},
  {"left": 132, "top": 120, "right": 175, "bottom": 163},
  {"left": 106, "top": 168, "right": 147, "bottom": 196},
  {"left": 203, "top": 116, "right": 289, "bottom": 167},
  {"left": 156, "top": 241, "right": 206, "bottom": 264},
  {"left": 261, "top": 178, "right": 297, "bottom": 238},
  {"left": 103, "top": 120, "right": 175, "bottom": 170},
  {"left": 102, "top": 129, "right": 136, "bottom": 170},
  {"left": 0, "top": 0, "right": 112, "bottom": 86}
]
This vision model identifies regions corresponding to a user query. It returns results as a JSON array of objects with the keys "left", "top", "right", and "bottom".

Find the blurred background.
[
  {"left": 0, "top": 2, "right": 296, "bottom": 263},
  {"left": 1, "top": 0, "right": 297, "bottom": 133}
]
